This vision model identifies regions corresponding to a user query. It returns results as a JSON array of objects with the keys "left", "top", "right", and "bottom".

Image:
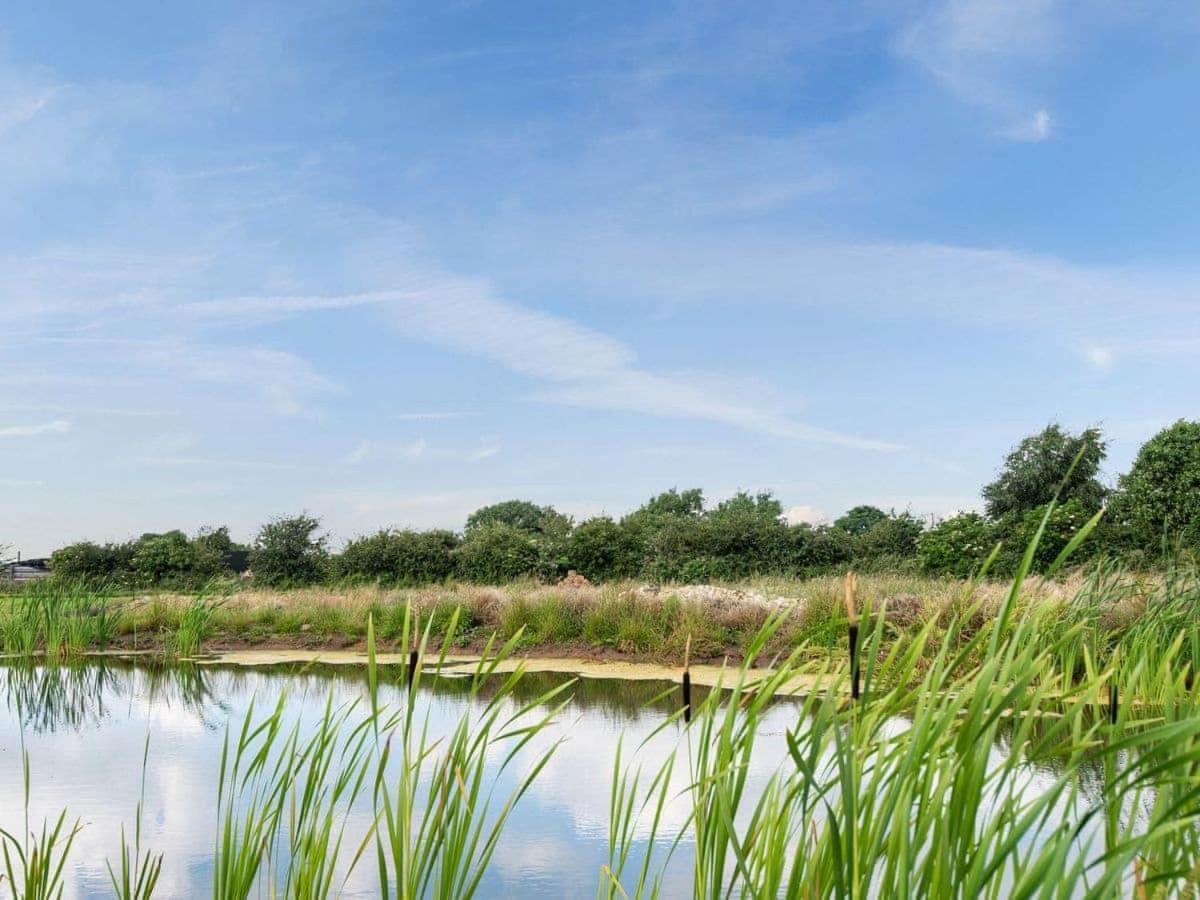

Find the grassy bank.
[{"left": 2, "top": 566, "right": 1198, "bottom": 698}]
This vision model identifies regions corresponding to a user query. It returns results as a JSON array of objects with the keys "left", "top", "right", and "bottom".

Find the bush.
[
  {"left": 130, "top": 530, "right": 225, "bottom": 587},
  {"left": 567, "top": 516, "right": 640, "bottom": 581},
  {"left": 993, "top": 499, "right": 1097, "bottom": 574},
  {"left": 49, "top": 541, "right": 135, "bottom": 584},
  {"left": 1110, "top": 420, "right": 1200, "bottom": 554},
  {"left": 642, "top": 517, "right": 709, "bottom": 582},
  {"left": 336, "top": 529, "right": 459, "bottom": 585},
  {"left": 699, "top": 492, "right": 789, "bottom": 579},
  {"left": 919, "top": 513, "right": 995, "bottom": 577},
  {"left": 785, "top": 524, "right": 854, "bottom": 574},
  {"left": 856, "top": 512, "right": 924, "bottom": 561},
  {"left": 250, "top": 514, "right": 328, "bottom": 587},
  {"left": 454, "top": 523, "right": 539, "bottom": 583}
]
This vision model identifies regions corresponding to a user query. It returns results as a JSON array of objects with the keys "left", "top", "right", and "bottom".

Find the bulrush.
[
  {"left": 845, "top": 571, "right": 860, "bottom": 701},
  {"left": 681, "top": 633, "right": 692, "bottom": 723}
]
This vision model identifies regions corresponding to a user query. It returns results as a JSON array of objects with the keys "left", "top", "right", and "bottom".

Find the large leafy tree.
[
  {"left": 465, "top": 500, "right": 569, "bottom": 536},
  {"left": 1111, "top": 420, "right": 1200, "bottom": 551},
  {"left": 982, "top": 423, "right": 1107, "bottom": 520},
  {"left": 250, "top": 514, "right": 328, "bottom": 587},
  {"left": 834, "top": 505, "right": 888, "bottom": 536}
]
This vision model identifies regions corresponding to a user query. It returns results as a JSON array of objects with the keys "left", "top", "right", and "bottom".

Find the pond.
[
  {"left": 0, "top": 659, "right": 1121, "bottom": 898},
  {"left": 0, "top": 660, "right": 795, "bottom": 898}
]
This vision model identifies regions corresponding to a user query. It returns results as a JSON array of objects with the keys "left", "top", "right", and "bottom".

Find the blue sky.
[{"left": 3, "top": 1, "right": 1199, "bottom": 556}]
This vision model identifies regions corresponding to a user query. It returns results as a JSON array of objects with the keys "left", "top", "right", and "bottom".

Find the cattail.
[
  {"left": 1109, "top": 679, "right": 1118, "bottom": 726},
  {"left": 407, "top": 648, "right": 418, "bottom": 687},
  {"left": 682, "top": 634, "right": 693, "bottom": 723},
  {"left": 845, "top": 572, "right": 861, "bottom": 701}
]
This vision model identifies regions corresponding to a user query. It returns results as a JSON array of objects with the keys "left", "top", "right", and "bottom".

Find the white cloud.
[
  {"left": 344, "top": 438, "right": 428, "bottom": 465},
  {"left": 898, "top": 0, "right": 1060, "bottom": 140},
  {"left": 0, "top": 419, "right": 71, "bottom": 437},
  {"left": 174, "top": 275, "right": 897, "bottom": 450},
  {"left": 785, "top": 504, "right": 829, "bottom": 526},
  {"left": 1082, "top": 343, "right": 1116, "bottom": 372},
  {"left": 1004, "top": 107, "right": 1052, "bottom": 142}
]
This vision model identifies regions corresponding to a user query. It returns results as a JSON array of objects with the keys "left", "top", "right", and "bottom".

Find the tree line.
[{"left": 39, "top": 418, "right": 1200, "bottom": 588}]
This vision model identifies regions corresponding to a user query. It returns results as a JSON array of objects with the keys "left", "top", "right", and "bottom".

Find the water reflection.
[
  {"left": 0, "top": 660, "right": 1114, "bottom": 899},
  {"left": 0, "top": 659, "right": 728, "bottom": 898}
]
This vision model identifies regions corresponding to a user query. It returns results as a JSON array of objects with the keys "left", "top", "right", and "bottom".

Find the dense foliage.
[
  {"left": 249, "top": 514, "right": 328, "bottom": 587},
  {"left": 34, "top": 420, "right": 1200, "bottom": 587}
]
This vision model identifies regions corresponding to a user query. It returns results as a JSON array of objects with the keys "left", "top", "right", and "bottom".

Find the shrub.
[
  {"left": 454, "top": 523, "right": 539, "bottom": 583},
  {"left": 785, "top": 524, "right": 854, "bottom": 574},
  {"left": 49, "top": 541, "right": 135, "bottom": 584},
  {"left": 566, "top": 516, "right": 640, "bottom": 581},
  {"left": 1109, "top": 420, "right": 1200, "bottom": 553},
  {"left": 130, "top": 530, "right": 224, "bottom": 587},
  {"left": 336, "top": 529, "right": 458, "bottom": 585},
  {"left": 918, "top": 513, "right": 995, "bottom": 577},
  {"left": 856, "top": 512, "right": 924, "bottom": 562},
  {"left": 642, "top": 517, "right": 708, "bottom": 582},
  {"left": 993, "top": 499, "right": 1097, "bottom": 574},
  {"left": 699, "top": 492, "right": 789, "bottom": 579},
  {"left": 249, "top": 514, "right": 328, "bottom": 587}
]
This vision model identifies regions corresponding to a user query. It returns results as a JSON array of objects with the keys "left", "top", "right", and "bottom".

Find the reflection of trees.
[
  {"left": 2, "top": 655, "right": 800, "bottom": 738},
  {"left": 2, "top": 662, "right": 123, "bottom": 733},
  {"left": 0, "top": 660, "right": 227, "bottom": 734}
]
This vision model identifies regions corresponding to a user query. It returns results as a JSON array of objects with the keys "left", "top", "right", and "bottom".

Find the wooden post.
[{"left": 845, "top": 572, "right": 860, "bottom": 701}]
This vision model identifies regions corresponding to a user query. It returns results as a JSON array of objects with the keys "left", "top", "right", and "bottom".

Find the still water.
[
  {"left": 0, "top": 660, "right": 799, "bottom": 898},
  {"left": 0, "top": 660, "right": 1094, "bottom": 898}
]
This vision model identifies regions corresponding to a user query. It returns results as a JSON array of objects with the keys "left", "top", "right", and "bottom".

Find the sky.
[{"left": 3, "top": 0, "right": 1200, "bottom": 556}]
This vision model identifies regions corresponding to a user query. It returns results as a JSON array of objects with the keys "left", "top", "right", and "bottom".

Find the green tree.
[
  {"left": 195, "top": 526, "right": 250, "bottom": 572},
  {"left": 49, "top": 541, "right": 135, "bottom": 584},
  {"left": 130, "top": 530, "right": 224, "bottom": 586},
  {"left": 1110, "top": 420, "right": 1200, "bottom": 552},
  {"left": 336, "top": 529, "right": 459, "bottom": 584},
  {"left": 566, "top": 516, "right": 640, "bottom": 581},
  {"left": 700, "top": 491, "right": 789, "bottom": 579},
  {"left": 993, "top": 500, "right": 1097, "bottom": 574},
  {"left": 464, "top": 500, "right": 570, "bottom": 536},
  {"left": 785, "top": 524, "right": 854, "bottom": 574},
  {"left": 250, "top": 514, "right": 328, "bottom": 587},
  {"left": 454, "top": 523, "right": 539, "bottom": 582},
  {"left": 834, "top": 505, "right": 888, "bottom": 536},
  {"left": 856, "top": 512, "right": 925, "bottom": 563},
  {"left": 918, "top": 513, "right": 995, "bottom": 577},
  {"left": 982, "top": 423, "right": 1107, "bottom": 520}
]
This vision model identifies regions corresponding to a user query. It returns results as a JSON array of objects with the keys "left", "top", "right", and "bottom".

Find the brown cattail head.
[
  {"left": 684, "top": 633, "right": 692, "bottom": 672},
  {"left": 844, "top": 571, "right": 859, "bottom": 627}
]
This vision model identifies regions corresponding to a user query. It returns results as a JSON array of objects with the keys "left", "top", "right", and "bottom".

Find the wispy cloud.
[
  {"left": 0, "top": 419, "right": 71, "bottom": 437},
  {"left": 898, "top": 0, "right": 1060, "bottom": 140},
  {"left": 344, "top": 439, "right": 428, "bottom": 465},
  {"left": 173, "top": 275, "right": 897, "bottom": 450},
  {"left": 392, "top": 411, "right": 472, "bottom": 421}
]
